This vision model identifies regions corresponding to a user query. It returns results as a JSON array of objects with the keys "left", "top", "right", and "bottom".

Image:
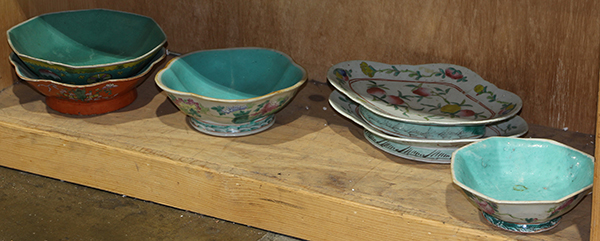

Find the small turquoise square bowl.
[
  {"left": 155, "top": 47, "right": 307, "bottom": 137},
  {"left": 451, "top": 137, "right": 594, "bottom": 233},
  {"left": 7, "top": 9, "right": 167, "bottom": 85}
]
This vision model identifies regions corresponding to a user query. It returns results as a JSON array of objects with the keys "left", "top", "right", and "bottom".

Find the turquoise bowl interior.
[
  {"left": 452, "top": 137, "right": 594, "bottom": 202},
  {"left": 159, "top": 48, "right": 306, "bottom": 100},
  {"left": 8, "top": 9, "right": 166, "bottom": 67}
]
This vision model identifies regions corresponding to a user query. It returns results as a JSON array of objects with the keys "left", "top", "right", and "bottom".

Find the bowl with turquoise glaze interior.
[
  {"left": 451, "top": 137, "right": 594, "bottom": 233},
  {"left": 7, "top": 9, "right": 167, "bottom": 85},
  {"left": 155, "top": 47, "right": 307, "bottom": 137},
  {"left": 358, "top": 105, "right": 485, "bottom": 140}
]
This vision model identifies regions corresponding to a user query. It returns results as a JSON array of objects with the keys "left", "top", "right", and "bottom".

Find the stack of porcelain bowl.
[
  {"left": 327, "top": 61, "right": 527, "bottom": 163},
  {"left": 7, "top": 9, "right": 167, "bottom": 115}
]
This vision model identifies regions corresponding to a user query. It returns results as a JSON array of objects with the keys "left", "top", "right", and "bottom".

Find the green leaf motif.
[
  {"left": 211, "top": 106, "right": 226, "bottom": 115},
  {"left": 234, "top": 110, "right": 251, "bottom": 117}
]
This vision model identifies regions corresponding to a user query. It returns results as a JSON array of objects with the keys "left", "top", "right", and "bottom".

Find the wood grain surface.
[
  {"left": 592, "top": 63, "right": 600, "bottom": 241},
  {"left": 0, "top": 0, "right": 26, "bottom": 91},
  {"left": 1, "top": 0, "right": 599, "bottom": 134}
]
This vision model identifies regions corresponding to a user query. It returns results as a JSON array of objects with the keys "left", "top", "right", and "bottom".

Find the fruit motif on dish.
[
  {"left": 411, "top": 84, "right": 432, "bottom": 97},
  {"left": 366, "top": 84, "right": 387, "bottom": 97},
  {"left": 444, "top": 67, "right": 466, "bottom": 81},
  {"left": 365, "top": 82, "right": 408, "bottom": 106},
  {"left": 362, "top": 80, "right": 485, "bottom": 120},
  {"left": 327, "top": 61, "right": 522, "bottom": 125}
]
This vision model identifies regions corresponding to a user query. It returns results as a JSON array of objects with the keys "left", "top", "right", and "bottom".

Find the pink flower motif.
[
  {"left": 172, "top": 97, "right": 202, "bottom": 112},
  {"left": 551, "top": 196, "right": 576, "bottom": 216},
  {"left": 476, "top": 199, "right": 495, "bottom": 215},
  {"left": 253, "top": 102, "right": 280, "bottom": 116},
  {"left": 103, "top": 84, "right": 117, "bottom": 89}
]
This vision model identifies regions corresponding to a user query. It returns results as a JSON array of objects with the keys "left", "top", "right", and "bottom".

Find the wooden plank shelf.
[{"left": 0, "top": 64, "right": 594, "bottom": 240}]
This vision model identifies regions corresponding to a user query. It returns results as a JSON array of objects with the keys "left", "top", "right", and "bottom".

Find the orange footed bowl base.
[{"left": 45, "top": 89, "right": 138, "bottom": 115}]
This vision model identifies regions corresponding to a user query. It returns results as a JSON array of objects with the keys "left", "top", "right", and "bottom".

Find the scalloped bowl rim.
[
  {"left": 327, "top": 61, "right": 523, "bottom": 126},
  {"left": 451, "top": 137, "right": 594, "bottom": 205},
  {"left": 7, "top": 8, "right": 167, "bottom": 69},
  {"left": 155, "top": 47, "right": 308, "bottom": 103},
  {"left": 10, "top": 48, "right": 166, "bottom": 88}
]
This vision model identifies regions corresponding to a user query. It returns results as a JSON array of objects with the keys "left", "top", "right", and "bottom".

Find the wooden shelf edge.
[
  {"left": 591, "top": 67, "right": 600, "bottom": 241},
  {"left": 0, "top": 119, "right": 509, "bottom": 240}
]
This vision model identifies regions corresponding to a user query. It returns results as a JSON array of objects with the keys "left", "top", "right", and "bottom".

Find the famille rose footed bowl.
[
  {"left": 7, "top": 9, "right": 167, "bottom": 85},
  {"left": 327, "top": 61, "right": 522, "bottom": 128},
  {"left": 451, "top": 137, "right": 594, "bottom": 233},
  {"left": 329, "top": 90, "right": 528, "bottom": 163},
  {"left": 155, "top": 47, "right": 307, "bottom": 137},
  {"left": 10, "top": 48, "right": 166, "bottom": 115}
]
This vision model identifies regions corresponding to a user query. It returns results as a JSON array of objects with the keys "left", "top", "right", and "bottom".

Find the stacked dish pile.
[
  {"left": 7, "top": 9, "right": 167, "bottom": 115},
  {"left": 327, "top": 61, "right": 527, "bottom": 163}
]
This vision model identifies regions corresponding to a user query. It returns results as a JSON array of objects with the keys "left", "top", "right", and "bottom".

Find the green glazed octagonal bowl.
[
  {"left": 7, "top": 9, "right": 167, "bottom": 85},
  {"left": 451, "top": 137, "right": 594, "bottom": 233},
  {"left": 155, "top": 47, "right": 307, "bottom": 137}
]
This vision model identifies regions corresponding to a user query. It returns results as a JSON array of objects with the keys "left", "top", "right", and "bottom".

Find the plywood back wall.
[{"left": 2, "top": 0, "right": 599, "bottom": 134}]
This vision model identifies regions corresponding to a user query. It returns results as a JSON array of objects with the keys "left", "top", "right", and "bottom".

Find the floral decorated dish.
[
  {"left": 452, "top": 137, "right": 594, "bottom": 233},
  {"left": 7, "top": 9, "right": 167, "bottom": 85},
  {"left": 329, "top": 90, "right": 528, "bottom": 148},
  {"left": 155, "top": 47, "right": 307, "bottom": 137},
  {"left": 327, "top": 61, "right": 522, "bottom": 126},
  {"left": 358, "top": 105, "right": 485, "bottom": 140},
  {"left": 10, "top": 48, "right": 166, "bottom": 115}
]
